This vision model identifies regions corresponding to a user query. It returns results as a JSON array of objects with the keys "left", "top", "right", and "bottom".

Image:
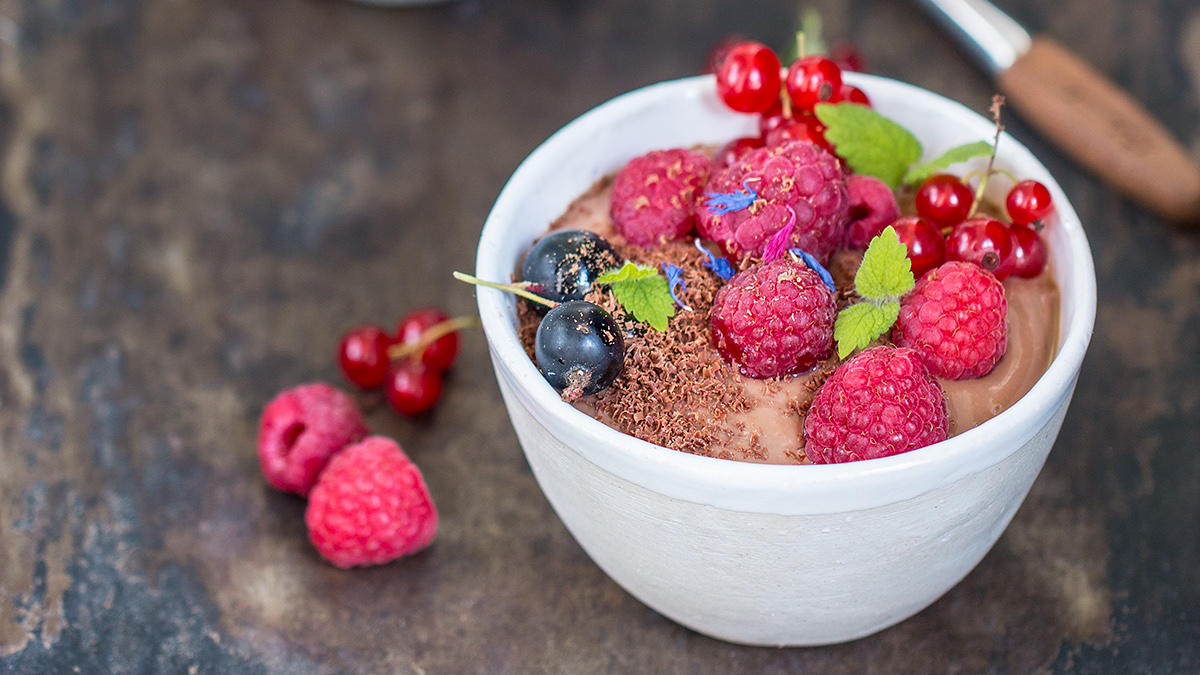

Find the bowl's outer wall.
[
  {"left": 475, "top": 74, "right": 1095, "bottom": 645},
  {"left": 497, "top": 364, "right": 1077, "bottom": 646}
]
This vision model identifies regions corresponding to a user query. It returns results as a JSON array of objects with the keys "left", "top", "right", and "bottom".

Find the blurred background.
[{"left": 1, "top": 0, "right": 1197, "bottom": 672}]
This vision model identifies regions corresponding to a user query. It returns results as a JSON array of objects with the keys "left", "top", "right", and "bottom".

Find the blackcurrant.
[
  {"left": 521, "top": 230, "right": 620, "bottom": 312},
  {"left": 534, "top": 301, "right": 624, "bottom": 399}
]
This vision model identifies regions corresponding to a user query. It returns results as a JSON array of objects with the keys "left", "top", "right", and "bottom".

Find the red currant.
[
  {"left": 705, "top": 34, "right": 750, "bottom": 74},
  {"left": 891, "top": 216, "right": 946, "bottom": 279},
  {"left": 758, "top": 99, "right": 787, "bottom": 137},
  {"left": 1008, "top": 224, "right": 1048, "bottom": 278},
  {"left": 830, "top": 43, "right": 867, "bottom": 73},
  {"left": 385, "top": 361, "right": 443, "bottom": 416},
  {"left": 395, "top": 308, "right": 460, "bottom": 372},
  {"left": 785, "top": 56, "right": 843, "bottom": 112},
  {"left": 915, "top": 174, "right": 975, "bottom": 227},
  {"left": 838, "top": 84, "right": 870, "bottom": 107},
  {"left": 715, "top": 42, "right": 782, "bottom": 114},
  {"left": 715, "top": 136, "right": 765, "bottom": 168},
  {"left": 764, "top": 114, "right": 832, "bottom": 153},
  {"left": 946, "top": 217, "right": 1015, "bottom": 280},
  {"left": 338, "top": 325, "right": 392, "bottom": 389},
  {"left": 1005, "top": 180, "right": 1053, "bottom": 225}
]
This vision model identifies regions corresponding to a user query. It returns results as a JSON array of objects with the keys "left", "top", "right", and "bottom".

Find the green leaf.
[
  {"left": 815, "top": 102, "right": 922, "bottom": 188},
  {"left": 902, "top": 140, "right": 993, "bottom": 185},
  {"left": 834, "top": 300, "right": 899, "bottom": 359},
  {"left": 854, "top": 226, "right": 915, "bottom": 301},
  {"left": 596, "top": 262, "right": 675, "bottom": 332}
]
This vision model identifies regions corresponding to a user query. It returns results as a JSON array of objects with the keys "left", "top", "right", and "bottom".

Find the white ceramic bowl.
[{"left": 473, "top": 74, "right": 1096, "bottom": 646}]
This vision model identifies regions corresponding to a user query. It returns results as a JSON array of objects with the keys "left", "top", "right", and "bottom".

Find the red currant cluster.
[
  {"left": 897, "top": 176, "right": 1053, "bottom": 280},
  {"left": 337, "top": 309, "right": 473, "bottom": 416},
  {"left": 713, "top": 41, "right": 868, "bottom": 163}
]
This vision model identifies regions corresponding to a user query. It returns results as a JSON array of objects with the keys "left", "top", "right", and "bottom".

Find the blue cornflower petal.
[
  {"left": 661, "top": 262, "right": 692, "bottom": 312},
  {"left": 694, "top": 238, "right": 735, "bottom": 280},
  {"left": 790, "top": 248, "right": 836, "bottom": 293},
  {"left": 703, "top": 178, "right": 759, "bottom": 215}
]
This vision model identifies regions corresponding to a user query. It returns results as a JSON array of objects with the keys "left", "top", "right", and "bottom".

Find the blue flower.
[
  {"left": 703, "top": 178, "right": 759, "bottom": 215},
  {"left": 660, "top": 262, "right": 692, "bottom": 311},
  {"left": 694, "top": 238, "right": 735, "bottom": 280},
  {"left": 790, "top": 248, "right": 836, "bottom": 293}
]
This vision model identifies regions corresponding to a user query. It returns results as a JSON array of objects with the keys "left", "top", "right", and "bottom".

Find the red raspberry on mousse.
[
  {"left": 804, "top": 346, "right": 949, "bottom": 463},
  {"left": 610, "top": 148, "right": 712, "bottom": 248},
  {"left": 892, "top": 261, "right": 1009, "bottom": 380}
]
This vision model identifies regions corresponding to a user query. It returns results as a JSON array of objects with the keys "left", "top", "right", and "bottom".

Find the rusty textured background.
[{"left": 1, "top": 0, "right": 1198, "bottom": 672}]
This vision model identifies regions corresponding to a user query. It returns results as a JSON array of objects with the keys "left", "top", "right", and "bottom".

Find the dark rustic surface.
[{"left": 1, "top": 0, "right": 1198, "bottom": 672}]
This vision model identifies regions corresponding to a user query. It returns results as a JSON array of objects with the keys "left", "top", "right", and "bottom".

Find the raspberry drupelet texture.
[
  {"left": 843, "top": 174, "right": 901, "bottom": 250},
  {"left": 610, "top": 148, "right": 712, "bottom": 248},
  {"left": 258, "top": 382, "right": 368, "bottom": 496},
  {"left": 709, "top": 256, "right": 836, "bottom": 379},
  {"left": 696, "top": 139, "right": 849, "bottom": 263},
  {"left": 305, "top": 436, "right": 438, "bottom": 568},
  {"left": 804, "top": 346, "right": 949, "bottom": 463},
  {"left": 892, "top": 261, "right": 1009, "bottom": 379}
]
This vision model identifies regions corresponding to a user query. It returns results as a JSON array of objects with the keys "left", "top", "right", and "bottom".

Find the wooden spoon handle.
[{"left": 997, "top": 37, "right": 1200, "bottom": 223}]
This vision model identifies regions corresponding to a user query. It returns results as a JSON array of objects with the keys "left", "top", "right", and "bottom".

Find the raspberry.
[
  {"left": 710, "top": 257, "right": 836, "bottom": 379},
  {"left": 696, "top": 140, "right": 849, "bottom": 263},
  {"left": 843, "top": 174, "right": 900, "bottom": 250},
  {"left": 258, "top": 383, "right": 368, "bottom": 496},
  {"left": 306, "top": 436, "right": 438, "bottom": 568},
  {"left": 892, "top": 261, "right": 1009, "bottom": 379},
  {"left": 610, "top": 148, "right": 711, "bottom": 248},
  {"left": 804, "top": 346, "right": 948, "bottom": 463}
]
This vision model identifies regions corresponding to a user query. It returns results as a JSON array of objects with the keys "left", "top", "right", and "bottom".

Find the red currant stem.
[
  {"left": 968, "top": 94, "right": 1006, "bottom": 219},
  {"left": 992, "top": 167, "right": 1018, "bottom": 185},
  {"left": 388, "top": 315, "right": 479, "bottom": 362},
  {"left": 781, "top": 84, "right": 793, "bottom": 119},
  {"left": 453, "top": 271, "right": 558, "bottom": 309}
]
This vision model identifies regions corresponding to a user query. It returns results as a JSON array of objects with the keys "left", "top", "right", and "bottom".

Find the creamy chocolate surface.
[{"left": 519, "top": 177, "right": 1060, "bottom": 464}]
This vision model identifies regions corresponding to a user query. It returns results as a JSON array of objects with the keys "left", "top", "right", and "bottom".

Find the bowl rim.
[{"left": 474, "top": 73, "right": 1096, "bottom": 514}]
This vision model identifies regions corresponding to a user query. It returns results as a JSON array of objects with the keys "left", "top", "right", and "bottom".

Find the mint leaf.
[
  {"left": 902, "top": 140, "right": 992, "bottom": 185},
  {"left": 834, "top": 300, "right": 899, "bottom": 359},
  {"left": 854, "top": 226, "right": 915, "bottom": 301},
  {"left": 596, "top": 262, "right": 675, "bottom": 332},
  {"left": 815, "top": 102, "right": 922, "bottom": 188}
]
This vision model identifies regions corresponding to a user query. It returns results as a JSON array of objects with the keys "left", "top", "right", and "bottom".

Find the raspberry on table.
[
  {"left": 610, "top": 148, "right": 712, "bottom": 248},
  {"left": 258, "top": 382, "right": 368, "bottom": 496},
  {"left": 892, "top": 261, "right": 1009, "bottom": 379},
  {"left": 305, "top": 436, "right": 438, "bottom": 568},
  {"left": 804, "top": 346, "right": 949, "bottom": 463},
  {"left": 696, "top": 139, "right": 849, "bottom": 263},
  {"left": 709, "top": 256, "right": 836, "bottom": 379},
  {"left": 843, "top": 174, "right": 900, "bottom": 250}
]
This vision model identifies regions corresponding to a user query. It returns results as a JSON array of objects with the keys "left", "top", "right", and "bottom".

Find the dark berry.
[
  {"left": 785, "top": 56, "right": 843, "bottom": 112},
  {"left": 534, "top": 301, "right": 624, "bottom": 399},
  {"left": 396, "top": 308, "right": 459, "bottom": 372},
  {"left": 338, "top": 325, "right": 393, "bottom": 389},
  {"left": 1006, "top": 180, "right": 1054, "bottom": 225},
  {"left": 521, "top": 230, "right": 620, "bottom": 311},
  {"left": 891, "top": 216, "right": 946, "bottom": 279},
  {"left": 1009, "top": 224, "right": 1048, "bottom": 278},
  {"left": 946, "top": 217, "right": 1015, "bottom": 280},
  {"left": 715, "top": 41, "right": 783, "bottom": 114},
  {"left": 385, "top": 361, "right": 443, "bottom": 416},
  {"left": 915, "top": 174, "right": 974, "bottom": 227}
]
